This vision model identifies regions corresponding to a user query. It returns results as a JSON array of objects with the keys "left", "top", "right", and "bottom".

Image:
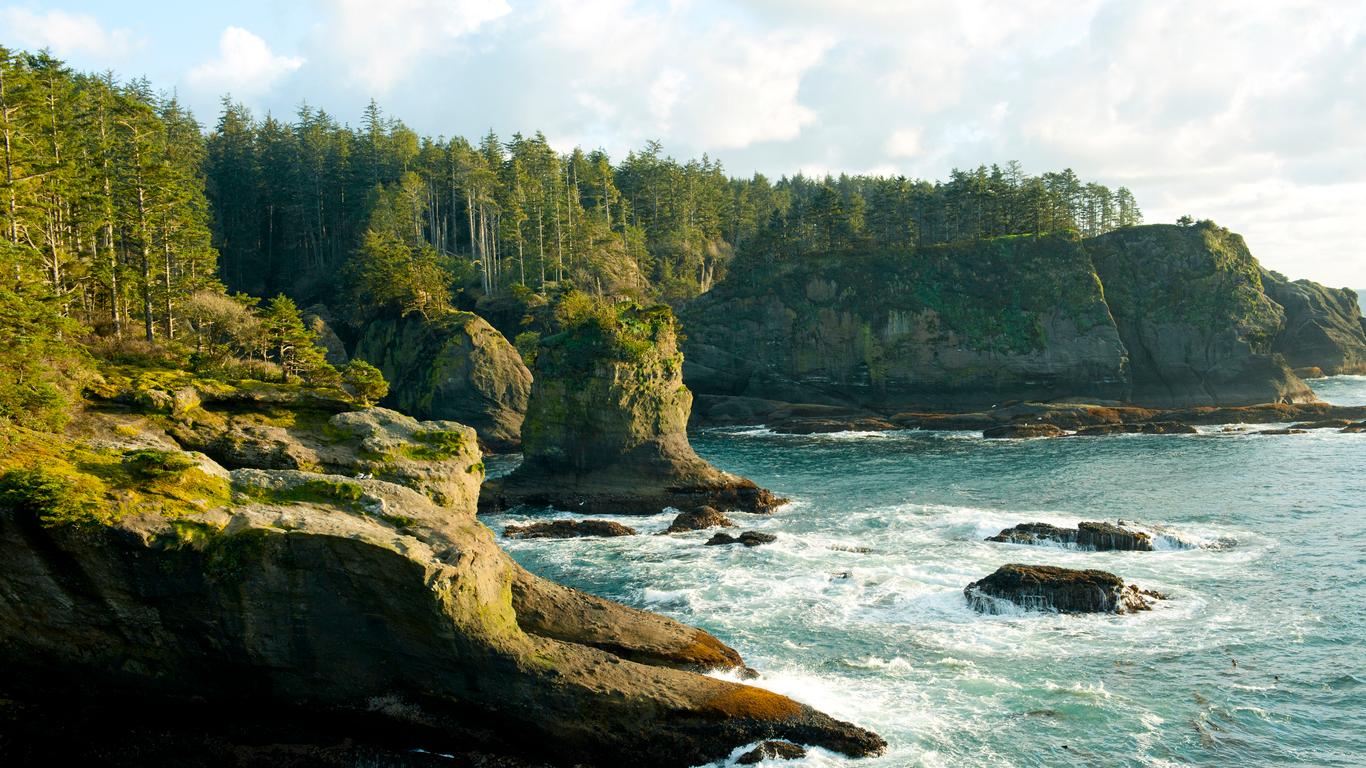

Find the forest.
[{"left": 0, "top": 45, "right": 1141, "bottom": 435}]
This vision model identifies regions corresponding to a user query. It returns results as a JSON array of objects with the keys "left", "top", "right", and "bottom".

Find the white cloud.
[
  {"left": 187, "top": 27, "right": 304, "bottom": 98},
  {"left": 0, "top": 7, "right": 136, "bottom": 59},
  {"left": 320, "top": 0, "right": 511, "bottom": 92},
  {"left": 885, "top": 129, "right": 920, "bottom": 159}
]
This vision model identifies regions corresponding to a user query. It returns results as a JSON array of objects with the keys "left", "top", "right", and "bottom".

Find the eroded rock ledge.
[{"left": 0, "top": 381, "right": 881, "bottom": 766}]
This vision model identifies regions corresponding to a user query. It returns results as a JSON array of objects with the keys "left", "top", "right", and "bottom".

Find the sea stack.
[{"left": 481, "top": 302, "right": 784, "bottom": 515}]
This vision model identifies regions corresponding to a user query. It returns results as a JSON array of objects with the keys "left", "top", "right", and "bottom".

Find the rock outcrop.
[
  {"left": 964, "top": 564, "right": 1160, "bottom": 614},
  {"left": 1085, "top": 223, "right": 1312, "bottom": 406},
  {"left": 987, "top": 522, "right": 1154, "bottom": 551},
  {"left": 481, "top": 304, "right": 784, "bottom": 515},
  {"left": 982, "top": 423, "right": 1067, "bottom": 439},
  {"left": 504, "top": 519, "right": 637, "bottom": 538},
  {"left": 665, "top": 505, "right": 737, "bottom": 533},
  {"left": 737, "top": 740, "right": 808, "bottom": 763},
  {"left": 706, "top": 531, "right": 777, "bottom": 547},
  {"left": 682, "top": 222, "right": 1327, "bottom": 412},
  {"left": 354, "top": 312, "right": 531, "bottom": 452},
  {"left": 0, "top": 382, "right": 883, "bottom": 767},
  {"left": 1261, "top": 270, "right": 1366, "bottom": 375}
]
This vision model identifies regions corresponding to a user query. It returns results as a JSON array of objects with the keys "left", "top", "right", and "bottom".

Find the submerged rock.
[
  {"left": 504, "top": 519, "right": 636, "bottom": 539},
  {"left": 1074, "top": 421, "right": 1197, "bottom": 436},
  {"left": 1255, "top": 428, "right": 1308, "bottom": 435},
  {"left": 983, "top": 423, "right": 1067, "bottom": 439},
  {"left": 1342, "top": 421, "right": 1366, "bottom": 433},
  {"left": 706, "top": 531, "right": 777, "bottom": 548},
  {"left": 737, "top": 740, "right": 808, "bottom": 763},
  {"left": 665, "top": 505, "right": 736, "bottom": 533},
  {"left": 987, "top": 521, "right": 1154, "bottom": 551},
  {"left": 965, "top": 564, "right": 1160, "bottom": 614},
  {"left": 1291, "top": 419, "right": 1353, "bottom": 429},
  {"left": 481, "top": 303, "right": 785, "bottom": 515}
]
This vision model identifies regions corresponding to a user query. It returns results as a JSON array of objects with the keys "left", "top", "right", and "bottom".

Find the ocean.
[{"left": 486, "top": 377, "right": 1366, "bottom": 767}]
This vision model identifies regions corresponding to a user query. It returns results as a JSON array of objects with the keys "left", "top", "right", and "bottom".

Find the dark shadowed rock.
[
  {"left": 1074, "top": 421, "right": 1197, "bottom": 436},
  {"left": 664, "top": 506, "right": 736, "bottom": 533},
  {"left": 1342, "top": 421, "right": 1366, "bottom": 433},
  {"left": 1262, "top": 270, "right": 1366, "bottom": 375},
  {"left": 503, "top": 519, "right": 637, "bottom": 539},
  {"left": 303, "top": 304, "right": 349, "bottom": 367},
  {"left": 1087, "top": 224, "right": 1314, "bottom": 407},
  {"left": 706, "top": 531, "right": 777, "bottom": 548},
  {"left": 965, "top": 564, "right": 1161, "bottom": 614},
  {"left": 1254, "top": 427, "right": 1307, "bottom": 435},
  {"left": 481, "top": 304, "right": 785, "bottom": 515},
  {"left": 987, "top": 522, "right": 1154, "bottom": 551},
  {"left": 983, "top": 423, "right": 1067, "bottom": 439},
  {"left": 737, "top": 740, "right": 808, "bottom": 763}
]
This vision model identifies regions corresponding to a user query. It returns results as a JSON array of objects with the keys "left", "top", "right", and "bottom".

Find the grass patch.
[{"left": 404, "top": 429, "right": 467, "bottom": 460}]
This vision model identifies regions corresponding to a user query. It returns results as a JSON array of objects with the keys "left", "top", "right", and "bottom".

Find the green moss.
[
  {"left": 466, "top": 461, "right": 485, "bottom": 476},
  {"left": 122, "top": 448, "right": 198, "bottom": 479},
  {"left": 404, "top": 429, "right": 467, "bottom": 460},
  {"left": 166, "top": 519, "right": 225, "bottom": 550},
  {"left": 204, "top": 527, "right": 275, "bottom": 582},
  {"left": 378, "top": 512, "right": 416, "bottom": 529}
]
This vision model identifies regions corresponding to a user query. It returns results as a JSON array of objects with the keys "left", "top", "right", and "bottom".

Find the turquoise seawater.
[{"left": 487, "top": 378, "right": 1366, "bottom": 767}]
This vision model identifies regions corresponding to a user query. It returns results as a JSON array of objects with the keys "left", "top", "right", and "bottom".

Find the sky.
[{"left": 3, "top": 0, "right": 1364, "bottom": 287}]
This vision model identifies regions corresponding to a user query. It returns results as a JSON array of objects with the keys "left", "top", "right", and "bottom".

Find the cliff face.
[
  {"left": 0, "top": 377, "right": 880, "bottom": 766},
  {"left": 683, "top": 224, "right": 1326, "bottom": 410},
  {"left": 482, "top": 304, "right": 781, "bottom": 514},
  {"left": 1261, "top": 270, "right": 1366, "bottom": 375},
  {"left": 354, "top": 312, "right": 531, "bottom": 452},
  {"left": 683, "top": 233, "right": 1128, "bottom": 409},
  {"left": 1087, "top": 224, "right": 1312, "bottom": 406}
]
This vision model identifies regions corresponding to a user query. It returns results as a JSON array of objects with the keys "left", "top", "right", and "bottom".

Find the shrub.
[
  {"left": 121, "top": 449, "right": 197, "bottom": 479},
  {"left": 514, "top": 331, "right": 541, "bottom": 365},
  {"left": 0, "top": 467, "right": 102, "bottom": 526},
  {"left": 342, "top": 359, "right": 389, "bottom": 406}
]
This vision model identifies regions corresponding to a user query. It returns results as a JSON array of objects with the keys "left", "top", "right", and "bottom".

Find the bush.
[
  {"left": 121, "top": 449, "right": 197, "bottom": 479},
  {"left": 0, "top": 467, "right": 101, "bottom": 525},
  {"left": 514, "top": 331, "right": 541, "bottom": 365},
  {"left": 342, "top": 359, "right": 389, "bottom": 406}
]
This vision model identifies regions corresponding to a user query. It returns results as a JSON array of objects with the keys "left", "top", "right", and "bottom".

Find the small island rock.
[
  {"left": 504, "top": 519, "right": 637, "bottom": 539},
  {"left": 965, "top": 564, "right": 1160, "bottom": 614}
]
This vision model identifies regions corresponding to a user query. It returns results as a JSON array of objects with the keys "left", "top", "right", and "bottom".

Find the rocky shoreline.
[{"left": 692, "top": 393, "right": 1366, "bottom": 437}]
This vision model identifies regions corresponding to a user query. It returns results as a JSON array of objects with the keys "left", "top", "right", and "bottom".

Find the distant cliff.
[
  {"left": 682, "top": 222, "right": 1338, "bottom": 410},
  {"left": 1261, "top": 271, "right": 1366, "bottom": 375}
]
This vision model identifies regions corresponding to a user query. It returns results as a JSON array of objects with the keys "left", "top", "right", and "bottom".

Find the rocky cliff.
[
  {"left": 683, "top": 233, "right": 1129, "bottom": 409},
  {"left": 1261, "top": 270, "right": 1366, "bottom": 375},
  {"left": 1087, "top": 224, "right": 1312, "bottom": 406},
  {"left": 683, "top": 223, "right": 1329, "bottom": 411},
  {"left": 0, "top": 371, "right": 881, "bottom": 766},
  {"left": 482, "top": 303, "right": 782, "bottom": 515},
  {"left": 354, "top": 312, "right": 531, "bottom": 452}
]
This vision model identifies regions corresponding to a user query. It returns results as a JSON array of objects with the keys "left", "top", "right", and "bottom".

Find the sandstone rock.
[
  {"left": 737, "top": 740, "right": 807, "bottom": 764},
  {"left": 664, "top": 505, "right": 736, "bottom": 533},
  {"left": 987, "top": 521, "right": 1154, "bottom": 551},
  {"left": 170, "top": 406, "right": 484, "bottom": 509},
  {"left": 0, "top": 412, "right": 884, "bottom": 766},
  {"left": 481, "top": 304, "right": 785, "bottom": 515},
  {"left": 706, "top": 531, "right": 777, "bottom": 548},
  {"left": 504, "top": 519, "right": 636, "bottom": 539},
  {"left": 354, "top": 312, "right": 531, "bottom": 452},
  {"left": 983, "top": 423, "right": 1067, "bottom": 439},
  {"left": 965, "top": 564, "right": 1160, "bottom": 614}
]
